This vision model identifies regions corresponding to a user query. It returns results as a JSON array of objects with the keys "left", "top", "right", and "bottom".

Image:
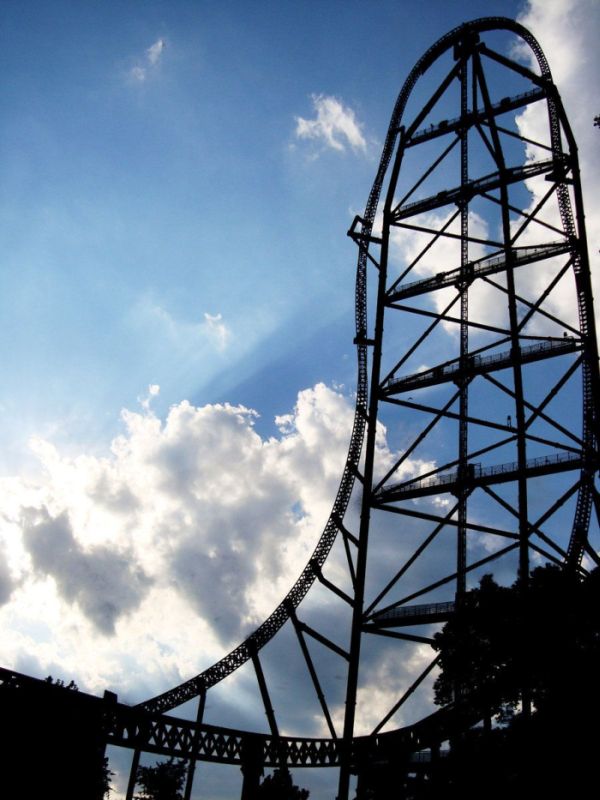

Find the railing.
[
  {"left": 393, "top": 158, "right": 559, "bottom": 221},
  {"left": 378, "top": 451, "right": 583, "bottom": 500},
  {"left": 385, "top": 337, "right": 579, "bottom": 393},
  {"left": 388, "top": 241, "right": 571, "bottom": 301},
  {"left": 372, "top": 601, "right": 455, "bottom": 621},
  {"left": 409, "top": 88, "right": 545, "bottom": 144},
  {"left": 483, "top": 450, "right": 580, "bottom": 478}
]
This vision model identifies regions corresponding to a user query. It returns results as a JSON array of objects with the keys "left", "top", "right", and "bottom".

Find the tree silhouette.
[
  {"left": 256, "top": 768, "right": 310, "bottom": 799},
  {"left": 134, "top": 758, "right": 186, "bottom": 800},
  {"left": 433, "top": 573, "right": 517, "bottom": 715},
  {"left": 101, "top": 756, "right": 114, "bottom": 797},
  {"left": 433, "top": 565, "right": 600, "bottom": 718},
  {"left": 44, "top": 675, "right": 79, "bottom": 691},
  {"left": 428, "top": 565, "right": 600, "bottom": 797}
]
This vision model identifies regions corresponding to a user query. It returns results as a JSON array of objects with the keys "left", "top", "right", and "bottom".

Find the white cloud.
[
  {"left": 0, "top": 382, "right": 435, "bottom": 710},
  {"left": 129, "top": 65, "right": 147, "bottom": 84},
  {"left": 125, "top": 297, "right": 241, "bottom": 405},
  {"left": 295, "top": 94, "right": 367, "bottom": 154},
  {"left": 0, "top": 386, "right": 350, "bottom": 695},
  {"left": 22, "top": 507, "right": 151, "bottom": 635},
  {"left": 128, "top": 37, "right": 166, "bottom": 84},
  {"left": 139, "top": 384, "right": 160, "bottom": 412},
  {"left": 131, "top": 296, "right": 232, "bottom": 354},
  {"left": 202, "top": 312, "right": 231, "bottom": 351},
  {"left": 147, "top": 38, "right": 165, "bottom": 66}
]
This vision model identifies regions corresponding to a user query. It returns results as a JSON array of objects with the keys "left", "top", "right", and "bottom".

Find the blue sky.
[
  {"left": 0, "top": 0, "right": 533, "bottom": 464},
  {"left": 0, "top": 1, "right": 599, "bottom": 797}
]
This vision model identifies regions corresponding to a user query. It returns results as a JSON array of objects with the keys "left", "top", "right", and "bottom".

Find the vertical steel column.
[
  {"left": 490, "top": 125, "right": 530, "bottom": 586},
  {"left": 456, "top": 42, "right": 470, "bottom": 600},
  {"left": 337, "top": 163, "right": 398, "bottom": 800},
  {"left": 475, "top": 44, "right": 532, "bottom": 716},
  {"left": 183, "top": 689, "right": 206, "bottom": 800},
  {"left": 251, "top": 647, "right": 280, "bottom": 743},
  {"left": 240, "top": 734, "right": 264, "bottom": 800},
  {"left": 125, "top": 749, "right": 140, "bottom": 800}
]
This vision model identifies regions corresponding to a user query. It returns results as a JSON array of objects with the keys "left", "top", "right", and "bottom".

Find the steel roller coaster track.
[{"left": 121, "top": 17, "right": 599, "bottom": 799}]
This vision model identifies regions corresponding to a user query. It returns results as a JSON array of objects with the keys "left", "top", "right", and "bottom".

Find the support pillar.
[
  {"left": 240, "top": 734, "right": 263, "bottom": 800},
  {"left": 184, "top": 690, "right": 206, "bottom": 800},
  {"left": 126, "top": 749, "right": 140, "bottom": 800}
]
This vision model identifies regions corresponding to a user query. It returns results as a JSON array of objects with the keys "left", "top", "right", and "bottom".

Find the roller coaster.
[{"left": 2, "top": 16, "right": 598, "bottom": 800}]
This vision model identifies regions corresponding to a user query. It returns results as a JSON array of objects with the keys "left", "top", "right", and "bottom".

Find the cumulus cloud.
[
  {"left": 0, "top": 385, "right": 358, "bottom": 692},
  {"left": 22, "top": 508, "right": 151, "bottom": 635},
  {"left": 515, "top": 0, "right": 600, "bottom": 326},
  {"left": 0, "top": 380, "right": 439, "bottom": 714},
  {"left": 295, "top": 94, "right": 367, "bottom": 154},
  {"left": 129, "top": 37, "right": 166, "bottom": 83}
]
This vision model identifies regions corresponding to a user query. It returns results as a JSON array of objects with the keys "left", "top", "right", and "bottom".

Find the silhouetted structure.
[
  {"left": 2, "top": 17, "right": 598, "bottom": 800},
  {"left": 0, "top": 669, "right": 115, "bottom": 799}
]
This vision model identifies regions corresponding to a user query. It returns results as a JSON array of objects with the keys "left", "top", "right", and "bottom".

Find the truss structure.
[{"left": 119, "top": 18, "right": 599, "bottom": 800}]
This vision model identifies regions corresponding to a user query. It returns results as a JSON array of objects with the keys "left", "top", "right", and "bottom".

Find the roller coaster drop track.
[{"left": 120, "top": 17, "right": 599, "bottom": 799}]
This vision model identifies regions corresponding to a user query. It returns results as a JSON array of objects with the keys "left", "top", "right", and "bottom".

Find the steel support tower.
[{"left": 117, "top": 18, "right": 599, "bottom": 799}]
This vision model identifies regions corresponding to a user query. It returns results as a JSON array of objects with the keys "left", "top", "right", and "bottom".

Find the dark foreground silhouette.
[{"left": 418, "top": 565, "right": 600, "bottom": 798}]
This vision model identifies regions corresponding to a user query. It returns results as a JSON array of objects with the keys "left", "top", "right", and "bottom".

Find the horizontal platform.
[
  {"left": 406, "top": 87, "right": 545, "bottom": 148},
  {"left": 382, "top": 337, "right": 580, "bottom": 396},
  {"left": 368, "top": 601, "right": 455, "bottom": 628},
  {"left": 375, "top": 451, "right": 585, "bottom": 502},
  {"left": 391, "top": 157, "right": 561, "bottom": 222},
  {"left": 387, "top": 241, "right": 571, "bottom": 303}
]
